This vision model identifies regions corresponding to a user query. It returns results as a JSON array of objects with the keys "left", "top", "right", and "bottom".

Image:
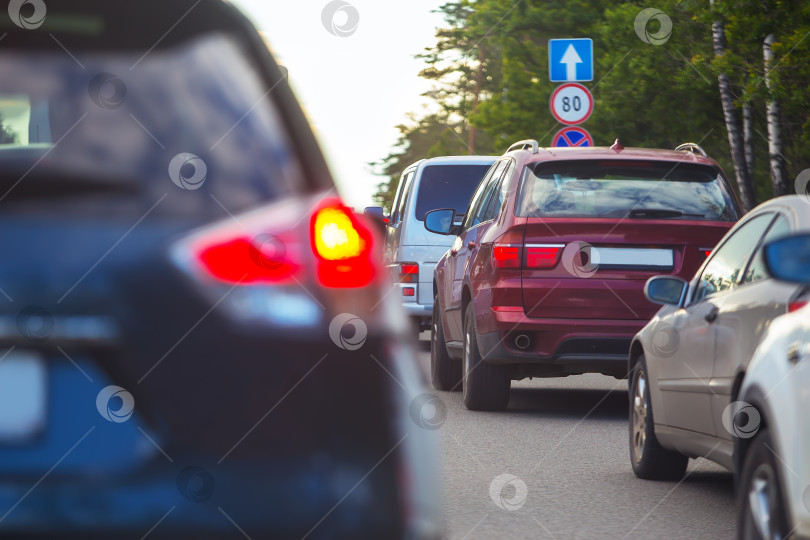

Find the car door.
[
  {"left": 384, "top": 169, "right": 415, "bottom": 265},
  {"left": 657, "top": 213, "right": 775, "bottom": 436},
  {"left": 709, "top": 213, "right": 795, "bottom": 439},
  {"left": 445, "top": 160, "right": 507, "bottom": 341}
]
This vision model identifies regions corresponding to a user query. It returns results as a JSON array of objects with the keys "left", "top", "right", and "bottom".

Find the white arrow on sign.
[{"left": 560, "top": 44, "right": 582, "bottom": 82}]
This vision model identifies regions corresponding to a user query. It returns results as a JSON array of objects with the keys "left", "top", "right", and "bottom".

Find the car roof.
[
  {"left": 516, "top": 146, "right": 722, "bottom": 168},
  {"left": 406, "top": 155, "right": 498, "bottom": 170},
  {"left": 739, "top": 195, "right": 810, "bottom": 224}
]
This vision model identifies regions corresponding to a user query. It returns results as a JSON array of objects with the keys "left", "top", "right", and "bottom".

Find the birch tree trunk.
[
  {"left": 743, "top": 101, "right": 754, "bottom": 181},
  {"left": 764, "top": 33, "right": 787, "bottom": 197},
  {"left": 710, "top": 0, "right": 756, "bottom": 211}
]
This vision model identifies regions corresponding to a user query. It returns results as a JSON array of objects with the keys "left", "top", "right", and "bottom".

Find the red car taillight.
[
  {"left": 398, "top": 263, "right": 419, "bottom": 283},
  {"left": 189, "top": 197, "right": 377, "bottom": 289},
  {"left": 493, "top": 230, "right": 524, "bottom": 268},
  {"left": 198, "top": 235, "right": 298, "bottom": 284},
  {"left": 525, "top": 244, "right": 564, "bottom": 268},
  {"left": 311, "top": 201, "right": 376, "bottom": 288}
]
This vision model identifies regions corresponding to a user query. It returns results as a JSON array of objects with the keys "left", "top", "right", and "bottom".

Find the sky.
[{"left": 229, "top": 0, "right": 448, "bottom": 209}]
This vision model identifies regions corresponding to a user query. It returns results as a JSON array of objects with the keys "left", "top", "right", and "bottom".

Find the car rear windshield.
[
  {"left": 414, "top": 164, "right": 492, "bottom": 221},
  {"left": 515, "top": 160, "right": 740, "bottom": 221},
  {"left": 0, "top": 34, "right": 303, "bottom": 217}
]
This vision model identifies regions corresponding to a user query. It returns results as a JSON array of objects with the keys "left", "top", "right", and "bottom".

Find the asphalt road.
[{"left": 413, "top": 336, "right": 736, "bottom": 540}]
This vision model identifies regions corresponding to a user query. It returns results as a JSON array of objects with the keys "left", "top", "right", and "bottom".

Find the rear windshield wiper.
[{"left": 627, "top": 208, "right": 704, "bottom": 219}]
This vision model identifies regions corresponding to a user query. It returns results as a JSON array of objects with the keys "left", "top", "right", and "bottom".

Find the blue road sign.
[
  {"left": 549, "top": 38, "right": 593, "bottom": 82},
  {"left": 552, "top": 127, "right": 594, "bottom": 147}
]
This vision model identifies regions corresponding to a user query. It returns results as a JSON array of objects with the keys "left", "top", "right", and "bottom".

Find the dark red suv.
[{"left": 426, "top": 140, "right": 742, "bottom": 410}]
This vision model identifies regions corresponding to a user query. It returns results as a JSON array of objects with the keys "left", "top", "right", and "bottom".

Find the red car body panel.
[{"left": 433, "top": 146, "right": 741, "bottom": 378}]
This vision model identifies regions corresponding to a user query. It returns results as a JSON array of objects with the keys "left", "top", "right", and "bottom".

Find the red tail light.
[
  {"left": 493, "top": 246, "right": 521, "bottom": 268},
  {"left": 311, "top": 201, "right": 376, "bottom": 288},
  {"left": 398, "top": 263, "right": 419, "bottom": 283},
  {"left": 525, "top": 244, "right": 563, "bottom": 268},
  {"left": 789, "top": 300, "right": 808, "bottom": 313},
  {"left": 198, "top": 235, "right": 298, "bottom": 284},
  {"left": 493, "top": 230, "right": 525, "bottom": 268},
  {"left": 189, "top": 197, "right": 376, "bottom": 289}
]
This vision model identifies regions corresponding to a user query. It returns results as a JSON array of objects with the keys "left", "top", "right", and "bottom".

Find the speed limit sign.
[{"left": 549, "top": 83, "right": 593, "bottom": 125}]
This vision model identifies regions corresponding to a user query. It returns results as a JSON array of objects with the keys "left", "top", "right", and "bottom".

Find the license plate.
[
  {"left": 0, "top": 350, "right": 47, "bottom": 442},
  {"left": 592, "top": 247, "right": 674, "bottom": 269}
]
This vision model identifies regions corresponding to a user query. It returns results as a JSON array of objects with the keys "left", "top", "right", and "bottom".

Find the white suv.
[{"left": 368, "top": 156, "right": 496, "bottom": 336}]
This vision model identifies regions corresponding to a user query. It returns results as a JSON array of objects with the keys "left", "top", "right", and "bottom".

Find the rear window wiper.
[{"left": 627, "top": 208, "right": 704, "bottom": 219}]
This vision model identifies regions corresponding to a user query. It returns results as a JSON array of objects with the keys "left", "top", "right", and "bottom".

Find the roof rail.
[
  {"left": 507, "top": 139, "right": 540, "bottom": 154},
  {"left": 674, "top": 142, "right": 708, "bottom": 157}
]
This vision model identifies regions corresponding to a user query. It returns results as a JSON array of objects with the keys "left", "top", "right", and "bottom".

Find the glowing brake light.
[
  {"left": 311, "top": 201, "right": 376, "bottom": 288},
  {"left": 197, "top": 236, "right": 298, "bottom": 284},
  {"left": 313, "top": 207, "right": 366, "bottom": 260},
  {"left": 525, "top": 245, "right": 563, "bottom": 268}
]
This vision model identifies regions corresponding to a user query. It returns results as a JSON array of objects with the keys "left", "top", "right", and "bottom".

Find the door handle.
[
  {"left": 704, "top": 306, "right": 719, "bottom": 323},
  {"left": 467, "top": 241, "right": 476, "bottom": 250}
]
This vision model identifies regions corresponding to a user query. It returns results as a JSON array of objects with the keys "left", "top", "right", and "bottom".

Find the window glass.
[
  {"left": 694, "top": 214, "right": 774, "bottom": 301},
  {"left": 391, "top": 171, "right": 414, "bottom": 223},
  {"left": 462, "top": 162, "right": 500, "bottom": 230},
  {"left": 742, "top": 215, "right": 791, "bottom": 284},
  {"left": 515, "top": 160, "right": 740, "bottom": 221},
  {"left": 0, "top": 34, "right": 302, "bottom": 218},
  {"left": 467, "top": 161, "right": 507, "bottom": 228},
  {"left": 483, "top": 161, "right": 514, "bottom": 222},
  {"left": 414, "top": 163, "right": 492, "bottom": 221}
]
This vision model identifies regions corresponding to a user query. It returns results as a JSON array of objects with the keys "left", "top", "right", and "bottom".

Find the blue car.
[{"left": 0, "top": 1, "right": 439, "bottom": 537}]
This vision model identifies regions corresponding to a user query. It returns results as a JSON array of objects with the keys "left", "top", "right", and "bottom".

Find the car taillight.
[
  {"left": 525, "top": 244, "right": 564, "bottom": 268},
  {"left": 493, "top": 230, "right": 524, "bottom": 268},
  {"left": 198, "top": 235, "right": 298, "bottom": 284},
  {"left": 789, "top": 300, "right": 808, "bottom": 313},
  {"left": 493, "top": 246, "right": 521, "bottom": 267},
  {"left": 311, "top": 201, "right": 376, "bottom": 288},
  {"left": 398, "top": 263, "right": 419, "bottom": 283}
]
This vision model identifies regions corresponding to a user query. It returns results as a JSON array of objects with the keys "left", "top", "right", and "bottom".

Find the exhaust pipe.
[{"left": 514, "top": 334, "right": 531, "bottom": 350}]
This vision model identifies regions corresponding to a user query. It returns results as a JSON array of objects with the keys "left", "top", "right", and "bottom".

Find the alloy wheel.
[{"left": 632, "top": 369, "right": 647, "bottom": 463}]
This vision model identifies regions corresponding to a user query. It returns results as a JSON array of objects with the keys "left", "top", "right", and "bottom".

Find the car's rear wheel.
[
  {"left": 738, "top": 427, "right": 791, "bottom": 540},
  {"left": 462, "top": 307, "right": 510, "bottom": 411},
  {"left": 431, "top": 295, "right": 461, "bottom": 391},
  {"left": 629, "top": 356, "right": 688, "bottom": 480}
]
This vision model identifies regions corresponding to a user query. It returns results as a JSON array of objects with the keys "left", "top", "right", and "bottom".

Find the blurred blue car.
[{"left": 0, "top": 0, "right": 440, "bottom": 537}]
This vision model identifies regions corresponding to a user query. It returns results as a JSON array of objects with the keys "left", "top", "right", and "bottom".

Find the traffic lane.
[{"left": 413, "top": 342, "right": 736, "bottom": 539}]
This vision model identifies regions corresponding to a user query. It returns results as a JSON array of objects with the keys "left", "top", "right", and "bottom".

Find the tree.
[{"left": 0, "top": 114, "right": 17, "bottom": 145}]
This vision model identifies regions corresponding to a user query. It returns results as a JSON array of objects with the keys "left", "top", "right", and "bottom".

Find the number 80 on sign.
[{"left": 549, "top": 82, "right": 593, "bottom": 125}]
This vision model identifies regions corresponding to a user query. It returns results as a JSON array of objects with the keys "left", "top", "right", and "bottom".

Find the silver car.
[
  {"left": 628, "top": 195, "right": 810, "bottom": 480},
  {"left": 372, "top": 156, "right": 496, "bottom": 336}
]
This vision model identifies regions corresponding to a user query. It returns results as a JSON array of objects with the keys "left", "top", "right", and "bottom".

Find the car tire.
[
  {"left": 629, "top": 356, "right": 688, "bottom": 480},
  {"left": 462, "top": 307, "right": 510, "bottom": 411},
  {"left": 431, "top": 295, "right": 462, "bottom": 391},
  {"left": 737, "top": 427, "right": 791, "bottom": 540}
]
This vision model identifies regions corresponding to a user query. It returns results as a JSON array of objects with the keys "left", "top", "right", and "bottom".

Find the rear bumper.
[
  {"left": 0, "top": 459, "right": 405, "bottom": 539},
  {"left": 402, "top": 302, "right": 432, "bottom": 319},
  {"left": 476, "top": 310, "right": 643, "bottom": 377}
]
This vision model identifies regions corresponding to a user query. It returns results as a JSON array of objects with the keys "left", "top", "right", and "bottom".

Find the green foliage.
[
  {"left": 0, "top": 113, "right": 17, "bottom": 145},
  {"left": 373, "top": 0, "right": 810, "bottom": 206}
]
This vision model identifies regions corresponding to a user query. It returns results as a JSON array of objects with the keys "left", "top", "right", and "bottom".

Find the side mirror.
[
  {"left": 764, "top": 233, "right": 810, "bottom": 284},
  {"left": 424, "top": 209, "right": 456, "bottom": 235},
  {"left": 363, "top": 206, "right": 388, "bottom": 223},
  {"left": 644, "top": 276, "right": 688, "bottom": 306}
]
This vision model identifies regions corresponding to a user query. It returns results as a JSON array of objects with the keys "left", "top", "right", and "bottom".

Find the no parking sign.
[{"left": 552, "top": 127, "right": 594, "bottom": 147}]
